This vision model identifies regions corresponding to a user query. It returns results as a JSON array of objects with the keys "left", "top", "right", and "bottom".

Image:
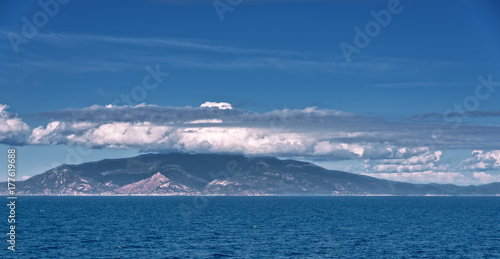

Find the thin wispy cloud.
[
  {"left": 33, "top": 31, "right": 295, "bottom": 56},
  {"left": 23, "top": 60, "right": 134, "bottom": 73},
  {"left": 411, "top": 110, "right": 500, "bottom": 121},
  {"left": 1, "top": 29, "right": 476, "bottom": 76},
  {"left": 371, "top": 82, "right": 472, "bottom": 88}
]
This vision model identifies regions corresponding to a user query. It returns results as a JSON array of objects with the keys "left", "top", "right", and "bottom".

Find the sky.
[{"left": 0, "top": 0, "right": 499, "bottom": 185}]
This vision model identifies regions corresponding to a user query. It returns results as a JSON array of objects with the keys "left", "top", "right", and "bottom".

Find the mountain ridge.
[{"left": 2, "top": 153, "right": 499, "bottom": 196}]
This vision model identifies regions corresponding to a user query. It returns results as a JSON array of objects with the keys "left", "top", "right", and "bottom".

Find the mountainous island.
[{"left": 2, "top": 153, "right": 499, "bottom": 196}]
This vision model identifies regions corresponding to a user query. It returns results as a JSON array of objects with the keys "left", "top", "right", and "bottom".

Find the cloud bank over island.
[{"left": 1, "top": 102, "right": 499, "bottom": 185}]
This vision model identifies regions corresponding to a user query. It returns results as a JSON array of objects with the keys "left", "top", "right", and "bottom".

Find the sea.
[{"left": 3, "top": 196, "right": 500, "bottom": 258}]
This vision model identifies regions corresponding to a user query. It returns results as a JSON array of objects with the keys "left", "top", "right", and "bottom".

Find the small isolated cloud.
[
  {"left": 200, "top": 101, "right": 233, "bottom": 110},
  {"left": 0, "top": 104, "right": 30, "bottom": 145}
]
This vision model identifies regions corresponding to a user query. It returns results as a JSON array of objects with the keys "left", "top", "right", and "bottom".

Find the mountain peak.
[{"left": 151, "top": 172, "right": 168, "bottom": 181}]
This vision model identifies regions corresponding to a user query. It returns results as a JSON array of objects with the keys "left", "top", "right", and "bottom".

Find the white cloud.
[
  {"left": 29, "top": 103, "right": 500, "bottom": 155},
  {"left": 313, "top": 141, "right": 366, "bottom": 158},
  {"left": 185, "top": 119, "right": 223, "bottom": 124},
  {"left": 361, "top": 148, "right": 445, "bottom": 173},
  {"left": 23, "top": 104, "right": 382, "bottom": 157},
  {"left": 0, "top": 104, "right": 30, "bottom": 144},
  {"left": 17, "top": 104, "right": 500, "bottom": 163},
  {"left": 394, "top": 147, "right": 430, "bottom": 159},
  {"left": 29, "top": 121, "right": 64, "bottom": 144},
  {"left": 356, "top": 148, "right": 471, "bottom": 184},
  {"left": 46, "top": 123, "right": 313, "bottom": 155},
  {"left": 75, "top": 122, "right": 173, "bottom": 148},
  {"left": 461, "top": 150, "right": 500, "bottom": 171},
  {"left": 200, "top": 101, "right": 233, "bottom": 110},
  {"left": 172, "top": 127, "right": 310, "bottom": 154},
  {"left": 357, "top": 148, "right": 500, "bottom": 185}
]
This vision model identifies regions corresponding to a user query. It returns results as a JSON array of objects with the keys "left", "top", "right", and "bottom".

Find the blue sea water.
[{"left": 3, "top": 196, "right": 500, "bottom": 258}]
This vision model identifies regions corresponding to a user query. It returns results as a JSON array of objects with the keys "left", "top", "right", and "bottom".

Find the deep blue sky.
[
  {"left": 1, "top": 0, "right": 499, "bottom": 116},
  {"left": 1, "top": 0, "right": 499, "bottom": 184}
]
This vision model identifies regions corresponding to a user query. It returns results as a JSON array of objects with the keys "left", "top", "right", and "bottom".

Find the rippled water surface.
[{"left": 3, "top": 196, "right": 500, "bottom": 258}]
